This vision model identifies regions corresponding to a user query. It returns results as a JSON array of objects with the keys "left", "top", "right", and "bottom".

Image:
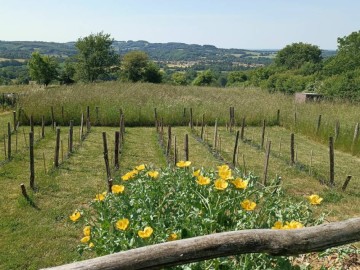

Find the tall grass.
[{"left": 14, "top": 82, "right": 360, "bottom": 155}]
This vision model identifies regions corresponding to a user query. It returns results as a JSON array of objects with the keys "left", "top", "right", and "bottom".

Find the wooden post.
[
  {"left": 200, "top": 114, "right": 205, "bottom": 140},
  {"left": 51, "top": 106, "right": 55, "bottom": 130},
  {"left": 329, "top": 136, "right": 335, "bottom": 187},
  {"left": 160, "top": 118, "right": 164, "bottom": 146},
  {"left": 213, "top": 119, "right": 218, "bottom": 149},
  {"left": 23, "top": 128, "right": 27, "bottom": 147},
  {"left": 154, "top": 108, "right": 158, "bottom": 132},
  {"left": 20, "top": 183, "right": 29, "bottom": 199},
  {"left": 242, "top": 154, "right": 247, "bottom": 176},
  {"left": 61, "top": 139, "right": 64, "bottom": 163},
  {"left": 102, "top": 132, "right": 111, "bottom": 181},
  {"left": 120, "top": 113, "right": 125, "bottom": 143},
  {"left": 342, "top": 175, "right": 352, "bottom": 191},
  {"left": 229, "top": 107, "right": 233, "bottom": 133},
  {"left": 294, "top": 111, "right": 297, "bottom": 127},
  {"left": 108, "top": 178, "right": 113, "bottom": 193},
  {"left": 290, "top": 133, "right": 295, "bottom": 166},
  {"left": 3, "top": 135, "right": 6, "bottom": 159},
  {"left": 30, "top": 115, "right": 34, "bottom": 134},
  {"left": 54, "top": 128, "right": 61, "bottom": 167},
  {"left": 309, "top": 150, "right": 313, "bottom": 175},
  {"left": 232, "top": 130, "right": 240, "bottom": 167},
  {"left": 7, "top": 122, "right": 11, "bottom": 160},
  {"left": 15, "top": 130, "right": 18, "bottom": 153},
  {"left": 261, "top": 119, "right": 266, "bottom": 149},
  {"left": 351, "top": 123, "right": 359, "bottom": 152},
  {"left": 190, "top": 108, "right": 193, "bottom": 129},
  {"left": 61, "top": 106, "right": 64, "bottom": 125},
  {"left": 263, "top": 141, "right": 271, "bottom": 185},
  {"left": 240, "top": 117, "right": 245, "bottom": 141},
  {"left": 80, "top": 113, "right": 84, "bottom": 142},
  {"left": 276, "top": 109, "right": 280, "bottom": 125},
  {"left": 316, "top": 115, "right": 322, "bottom": 134},
  {"left": 29, "top": 131, "right": 35, "bottom": 189},
  {"left": 2, "top": 93, "right": 4, "bottom": 111},
  {"left": 13, "top": 111, "right": 17, "bottom": 132},
  {"left": 166, "top": 126, "right": 172, "bottom": 157},
  {"left": 69, "top": 120, "right": 73, "bottom": 154},
  {"left": 95, "top": 106, "right": 99, "bottom": 125},
  {"left": 174, "top": 135, "right": 177, "bottom": 165},
  {"left": 114, "top": 131, "right": 120, "bottom": 170},
  {"left": 86, "top": 106, "right": 91, "bottom": 133},
  {"left": 184, "top": 134, "right": 189, "bottom": 161},
  {"left": 183, "top": 108, "right": 186, "bottom": 126},
  {"left": 41, "top": 115, "right": 45, "bottom": 138}
]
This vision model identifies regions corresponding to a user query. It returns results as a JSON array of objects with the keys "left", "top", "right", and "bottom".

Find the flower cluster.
[{"left": 272, "top": 220, "right": 304, "bottom": 230}]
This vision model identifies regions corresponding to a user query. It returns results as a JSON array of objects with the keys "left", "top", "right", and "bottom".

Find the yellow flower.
[
  {"left": 196, "top": 175, "right": 211, "bottom": 185},
  {"left": 138, "top": 226, "right": 153, "bottom": 238},
  {"left": 271, "top": 221, "right": 283, "bottom": 229},
  {"left": 89, "top": 242, "right": 95, "bottom": 248},
  {"left": 69, "top": 211, "right": 81, "bottom": 222},
  {"left": 217, "top": 165, "right": 232, "bottom": 180},
  {"left": 193, "top": 169, "right": 201, "bottom": 177},
  {"left": 241, "top": 199, "right": 257, "bottom": 211},
  {"left": 147, "top": 170, "right": 159, "bottom": 179},
  {"left": 121, "top": 170, "right": 138, "bottom": 181},
  {"left": 307, "top": 194, "right": 323, "bottom": 205},
  {"left": 231, "top": 178, "right": 248, "bottom": 189},
  {"left": 116, "top": 218, "right": 129, "bottom": 231},
  {"left": 214, "top": 179, "right": 228, "bottom": 190},
  {"left": 94, "top": 192, "right": 106, "bottom": 201},
  {"left": 112, "top": 184, "right": 125, "bottom": 194},
  {"left": 135, "top": 164, "right": 146, "bottom": 171},
  {"left": 80, "top": 236, "right": 90, "bottom": 243},
  {"left": 176, "top": 160, "right": 191, "bottom": 168},
  {"left": 83, "top": 226, "right": 91, "bottom": 236},
  {"left": 167, "top": 233, "right": 178, "bottom": 241},
  {"left": 282, "top": 220, "right": 304, "bottom": 230}
]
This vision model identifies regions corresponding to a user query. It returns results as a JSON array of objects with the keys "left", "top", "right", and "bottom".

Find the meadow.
[{"left": 0, "top": 82, "right": 359, "bottom": 269}]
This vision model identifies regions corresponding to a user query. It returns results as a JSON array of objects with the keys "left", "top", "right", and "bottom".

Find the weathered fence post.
[
  {"left": 351, "top": 122, "right": 359, "bottom": 153},
  {"left": 29, "top": 131, "right": 35, "bottom": 189},
  {"left": 316, "top": 114, "right": 322, "bottom": 134},
  {"left": 51, "top": 106, "right": 55, "bottom": 130},
  {"left": 276, "top": 109, "right": 280, "bottom": 125},
  {"left": 189, "top": 108, "right": 193, "bottom": 129},
  {"left": 240, "top": 117, "right": 245, "bottom": 141},
  {"left": 102, "top": 132, "right": 111, "bottom": 181},
  {"left": 30, "top": 115, "right": 34, "bottom": 134},
  {"left": 69, "top": 120, "right": 73, "bottom": 154},
  {"left": 263, "top": 141, "right": 271, "bottom": 185},
  {"left": 43, "top": 152, "right": 47, "bottom": 174},
  {"left": 261, "top": 119, "right": 266, "bottom": 149},
  {"left": 166, "top": 126, "right": 172, "bottom": 157},
  {"left": 184, "top": 134, "right": 189, "bottom": 161},
  {"left": 233, "top": 130, "right": 240, "bottom": 167},
  {"left": 174, "top": 135, "right": 178, "bottom": 165},
  {"left": 335, "top": 120, "right": 340, "bottom": 141},
  {"left": 54, "top": 128, "right": 61, "bottom": 167},
  {"left": 41, "top": 115, "right": 45, "bottom": 138},
  {"left": 86, "top": 106, "right": 91, "bottom": 133},
  {"left": 200, "top": 114, "right": 205, "bottom": 140},
  {"left": 114, "top": 131, "right": 120, "bottom": 170},
  {"left": 80, "top": 113, "right": 84, "bottom": 142},
  {"left": 13, "top": 111, "right": 17, "bottom": 132},
  {"left": 213, "top": 119, "right": 218, "bottom": 149},
  {"left": 342, "top": 175, "right": 352, "bottom": 191},
  {"left": 7, "top": 122, "right": 11, "bottom": 160},
  {"left": 329, "top": 136, "right": 335, "bottom": 186},
  {"left": 290, "top": 133, "right": 295, "bottom": 166},
  {"left": 154, "top": 108, "right": 158, "bottom": 132}
]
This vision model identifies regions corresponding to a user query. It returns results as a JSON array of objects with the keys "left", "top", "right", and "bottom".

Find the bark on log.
[{"left": 43, "top": 217, "right": 360, "bottom": 270}]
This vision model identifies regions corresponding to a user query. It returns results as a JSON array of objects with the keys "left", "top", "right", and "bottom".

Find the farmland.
[{"left": 0, "top": 83, "right": 359, "bottom": 269}]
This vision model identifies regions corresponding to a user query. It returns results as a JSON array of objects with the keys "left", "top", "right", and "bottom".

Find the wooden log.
[
  {"left": 42, "top": 218, "right": 360, "bottom": 270},
  {"left": 263, "top": 141, "right": 271, "bottom": 185},
  {"left": 342, "top": 175, "right": 352, "bottom": 191},
  {"left": 114, "top": 131, "right": 120, "bottom": 170},
  {"left": 7, "top": 122, "right": 11, "bottom": 160},
  {"left": 329, "top": 136, "right": 335, "bottom": 186},
  {"left": 232, "top": 130, "right": 240, "bottom": 167},
  {"left": 29, "top": 132, "right": 35, "bottom": 189},
  {"left": 54, "top": 128, "right": 61, "bottom": 167}
]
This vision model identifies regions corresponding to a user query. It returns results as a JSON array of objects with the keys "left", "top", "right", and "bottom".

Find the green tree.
[
  {"left": 275, "top": 42, "right": 322, "bottom": 70},
  {"left": 171, "top": 72, "right": 187, "bottom": 85},
  {"left": 121, "top": 51, "right": 161, "bottom": 83},
  {"left": 193, "top": 69, "right": 217, "bottom": 86},
  {"left": 28, "top": 51, "right": 58, "bottom": 86},
  {"left": 75, "top": 32, "right": 119, "bottom": 82},
  {"left": 59, "top": 59, "right": 76, "bottom": 85}
]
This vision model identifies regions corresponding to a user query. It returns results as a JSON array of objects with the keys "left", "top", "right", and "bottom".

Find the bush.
[{"left": 70, "top": 163, "right": 324, "bottom": 269}]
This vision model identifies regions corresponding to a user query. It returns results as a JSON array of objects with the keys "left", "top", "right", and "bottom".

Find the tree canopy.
[
  {"left": 75, "top": 32, "right": 119, "bottom": 82},
  {"left": 275, "top": 42, "right": 322, "bottom": 69},
  {"left": 28, "top": 51, "right": 58, "bottom": 86}
]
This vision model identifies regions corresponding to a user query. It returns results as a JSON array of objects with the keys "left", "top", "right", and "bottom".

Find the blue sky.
[{"left": 0, "top": 0, "right": 359, "bottom": 49}]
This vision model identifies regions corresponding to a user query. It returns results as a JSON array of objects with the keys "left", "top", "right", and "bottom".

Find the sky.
[{"left": 0, "top": 0, "right": 359, "bottom": 50}]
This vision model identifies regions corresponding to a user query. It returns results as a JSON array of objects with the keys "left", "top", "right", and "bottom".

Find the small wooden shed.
[{"left": 295, "top": 92, "right": 323, "bottom": 103}]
